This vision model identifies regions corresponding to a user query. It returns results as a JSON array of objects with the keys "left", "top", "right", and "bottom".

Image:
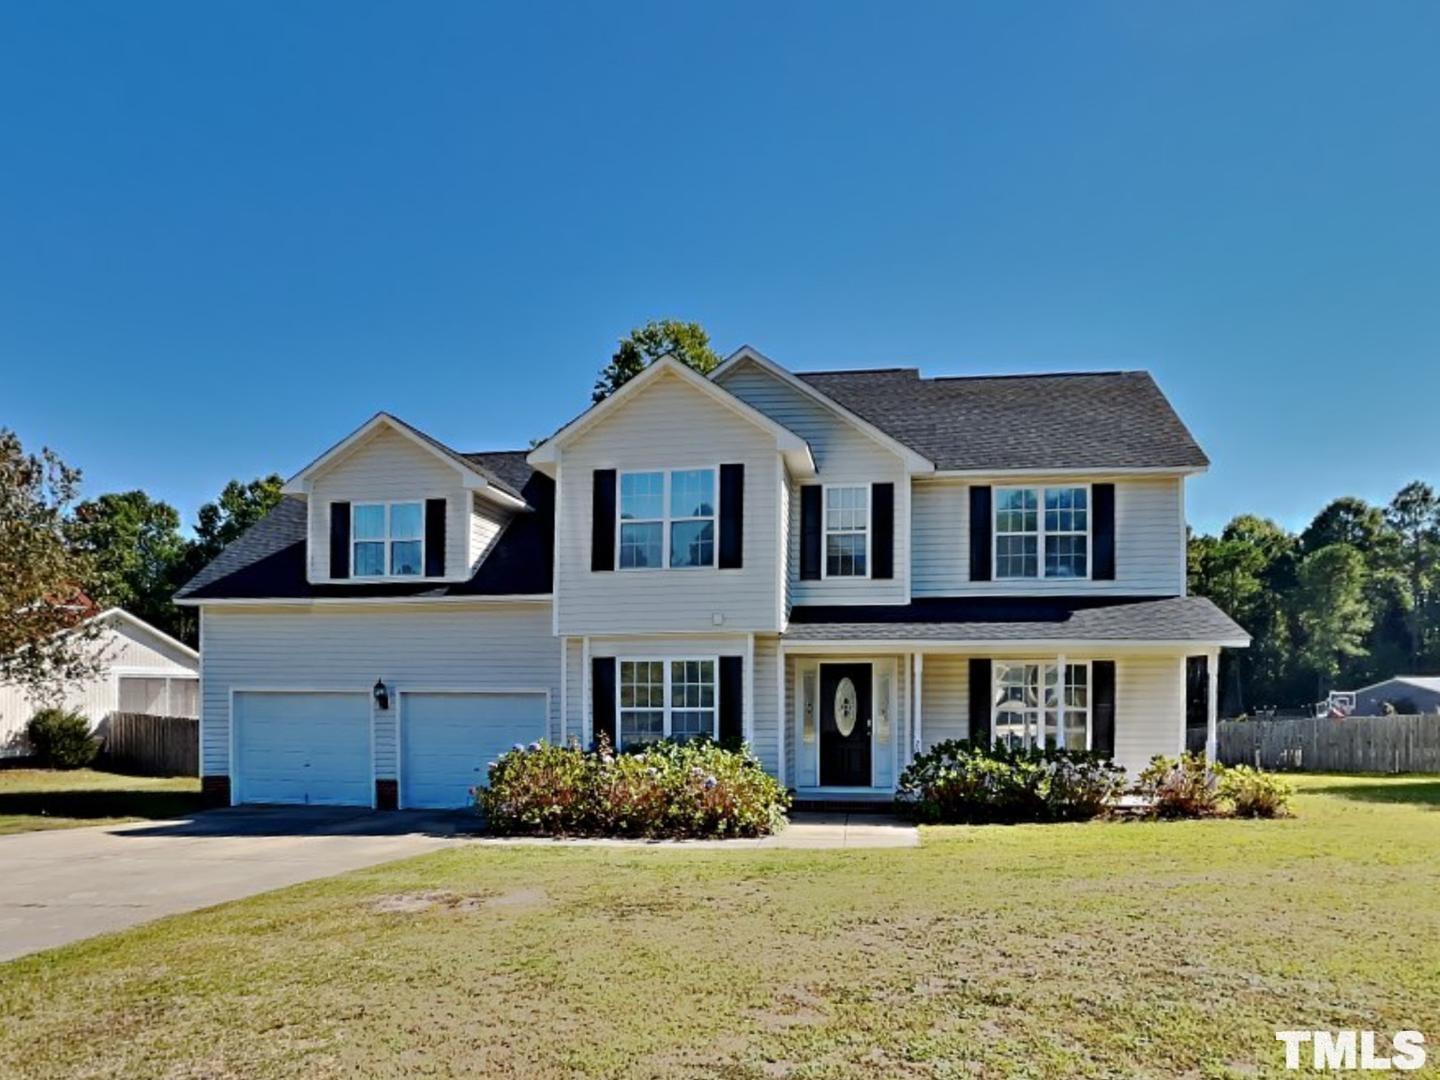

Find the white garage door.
[
  {"left": 401, "top": 692, "right": 547, "bottom": 809},
  {"left": 234, "top": 692, "right": 372, "bottom": 807}
]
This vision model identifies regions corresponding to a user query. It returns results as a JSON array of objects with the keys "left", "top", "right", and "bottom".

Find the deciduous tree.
[{"left": 591, "top": 320, "right": 720, "bottom": 403}]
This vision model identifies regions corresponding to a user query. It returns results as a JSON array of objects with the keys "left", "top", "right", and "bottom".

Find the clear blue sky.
[{"left": 3, "top": 2, "right": 1436, "bottom": 536}]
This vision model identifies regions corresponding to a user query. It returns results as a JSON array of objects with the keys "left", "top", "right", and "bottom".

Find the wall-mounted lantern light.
[{"left": 373, "top": 678, "right": 389, "bottom": 711}]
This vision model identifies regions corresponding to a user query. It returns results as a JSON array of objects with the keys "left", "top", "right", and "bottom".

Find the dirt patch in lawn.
[{"left": 372, "top": 888, "right": 551, "bottom": 915}]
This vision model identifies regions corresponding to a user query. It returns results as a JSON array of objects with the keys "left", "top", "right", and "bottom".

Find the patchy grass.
[
  {"left": 1, "top": 774, "right": 1438, "bottom": 1078},
  {"left": 0, "top": 769, "right": 203, "bottom": 834}
]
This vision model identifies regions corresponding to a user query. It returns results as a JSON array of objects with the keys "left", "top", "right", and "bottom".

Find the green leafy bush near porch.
[
  {"left": 478, "top": 736, "right": 790, "bottom": 839},
  {"left": 895, "top": 739, "right": 1126, "bottom": 824}
]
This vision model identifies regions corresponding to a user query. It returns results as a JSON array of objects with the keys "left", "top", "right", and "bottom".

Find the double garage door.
[{"left": 232, "top": 690, "right": 545, "bottom": 809}]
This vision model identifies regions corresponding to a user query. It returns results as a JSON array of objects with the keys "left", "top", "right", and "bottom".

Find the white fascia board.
[
  {"left": 780, "top": 636, "right": 1251, "bottom": 654},
  {"left": 713, "top": 346, "right": 936, "bottom": 476},
  {"left": 176, "top": 595, "right": 553, "bottom": 608},
  {"left": 527, "top": 356, "right": 816, "bottom": 478},
  {"left": 281, "top": 413, "right": 528, "bottom": 509}
]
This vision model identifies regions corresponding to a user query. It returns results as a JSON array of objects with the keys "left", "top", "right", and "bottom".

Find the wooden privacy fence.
[
  {"left": 100, "top": 712, "right": 199, "bottom": 777},
  {"left": 1215, "top": 714, "right": 1440, "bottom": 774}
]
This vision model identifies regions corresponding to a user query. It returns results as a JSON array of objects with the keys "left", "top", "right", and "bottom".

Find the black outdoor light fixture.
[{"left": 373, "top": 678, "right": 389, "bottom": 711}]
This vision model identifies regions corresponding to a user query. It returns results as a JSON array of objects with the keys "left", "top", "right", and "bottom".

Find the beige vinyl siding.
[
  {"left": 751, "top": 636, "right": 780, "bottom": 776},
  {"left": 469, "top": 494, "right": 511, "bottom": 572},
  {"left": 717, "top": 360, "right": 911, "bottom": 606},
  {"left": 917, "top": 655, "right": 970, "bottom": 747},
  {"left": 1, "top": 617, "right": 197, "bottom": 756},
  {"left": 305, "top": 426, "right": 473, "bottom": 583},
  {"left": 199, "top": 602, "right": 559, "bottom": 779},
  {"left": 553, "top": 369, "right": 783, "bottom": 635},
  {"left": 912, "top": 475, "right": 1185, "bottom": 596},
  {"left": 1114, "top": 653, "right": 1186, "bottom": 776}
]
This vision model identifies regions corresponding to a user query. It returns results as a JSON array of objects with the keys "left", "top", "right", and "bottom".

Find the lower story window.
[
  {"left": 992, "top": 661, "right": 1089, "bottom": 751},
  {"left": 618, "top": 658, "right": 717, "bottom": 749}
]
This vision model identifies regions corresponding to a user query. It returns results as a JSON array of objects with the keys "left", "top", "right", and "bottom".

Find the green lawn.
[
  {"left": 0, "top": 768, "right": 203, "bottom": 835},
  {"left": 2, "top": 775, "right": 1438, "bottom": 1078}
]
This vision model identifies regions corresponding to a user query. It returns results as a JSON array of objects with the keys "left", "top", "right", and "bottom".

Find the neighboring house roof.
[
  {"left": 783, "top": 596, "right": 1247, "bottom": 646},
  {"left": 791, "top": 368, "right": 1209, "bottom": 473},
  {"left": 176, "top": 453, "right": 552, "bottom": 602},
  {"left": 281, "top": 413, "right": 531, "bottom": 509},
  {"left": 527, "top": 355, "right": 817, "bottom": 479},
  {"left": 87, "top": 608, "right": 200, "bottom": 663},
  {"left": 1351, "top": 675, "right": 1440, "bottom": 696}
]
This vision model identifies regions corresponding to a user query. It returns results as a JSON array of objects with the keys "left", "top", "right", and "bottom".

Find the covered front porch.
[{"left": 776, "top": 596, "right": 1249, "bottom": 795}]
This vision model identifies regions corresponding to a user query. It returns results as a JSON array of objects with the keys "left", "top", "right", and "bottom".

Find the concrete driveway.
[{"left": 0, "top": 807, "right": 470, "bottom": 962}]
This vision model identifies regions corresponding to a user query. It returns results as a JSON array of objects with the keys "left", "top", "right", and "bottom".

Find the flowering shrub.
[
  {"left": 895, "top": 739, "right": 1125, "bottom": 824},
  {"left": 1135, "top": 753, "right": 1224, "bottom": 818},
  {"left": 478, "top": 736, "right": 790, "bottom": 838},
  {"left": 1218, "top": 764, "right": 1294, "bottom": 818}
]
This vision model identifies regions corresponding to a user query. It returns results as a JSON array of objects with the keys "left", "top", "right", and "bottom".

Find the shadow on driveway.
[{"left": 114, "top": 805, "right": 485, "bottom": 839}]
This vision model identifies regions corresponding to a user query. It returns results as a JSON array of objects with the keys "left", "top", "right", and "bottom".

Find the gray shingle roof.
[
  {"left": 794, "top": 369, "right": 1209, "bottom": 471},
  {"left": 783, "top": 596, "right": 1247, "bottom": 644}
]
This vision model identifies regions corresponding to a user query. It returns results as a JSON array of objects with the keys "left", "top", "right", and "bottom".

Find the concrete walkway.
[{"left": 0, "top": 807, "right": 462, "bottom": 962}]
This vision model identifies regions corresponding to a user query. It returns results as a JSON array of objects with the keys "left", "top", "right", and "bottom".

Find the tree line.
[{"left": 1189, "top": 482, "right": 1440, "bottom": 713}]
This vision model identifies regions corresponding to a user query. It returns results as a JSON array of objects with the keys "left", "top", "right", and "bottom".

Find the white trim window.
[
  {"left": 995, "top": 486, "right": 1089, "bottom": 579},
  {"left": 618, "top": 658, "right": 718, "bottom": 748},
  {"left": 353, "top": 502, "right": 424, "bottom": 577},
  {"left": 992, "top": 661, "right": 1090, "bottom": 751},
  {"left": 824, "top": 485, "right": 869, "bottom": 578},
  {"left": 618, "top": 469, "right": 717, "bottom": 570},
  {"left": 118, "top": 675, "right": 200, "bottom": 718}
]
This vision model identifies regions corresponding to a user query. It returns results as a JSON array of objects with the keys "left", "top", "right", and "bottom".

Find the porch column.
[
  {"left": 559, "top": 636, "right": 568, "bottom": 744},
  {"left": 1056, "top": 653, "right": 1067, "bottom": 749},
  {"left": 580, "top": 636, "right": 591, "bottom": 747},
  {"left": 775, "top": 649, "right": 787, "bottom": 787},
  {"left": 912, "top": 652, "right": 924, "bottom": 754},
  {"left": 1206, "top": 649, "right": 1220, "bottom": 763},
  {"left": 743, "top": 633, "right": 755, "bottom": 744}
]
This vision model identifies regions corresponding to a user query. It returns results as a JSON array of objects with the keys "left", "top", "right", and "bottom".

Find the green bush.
[
  {"left": 479, "top": 736, "right": 790, "bottom": 839},
  {"left": 895, "top": 739, "right": 1125, "bottom": 824},
  {"left": 25, "top": 708, "right": 98, "bottom": 769},
  {"left": 1219, "top": 765, "right": 1294, "bottom": 818},
  {"left": 1136, "top": 753, "right": 1224, "bottom": 818}
]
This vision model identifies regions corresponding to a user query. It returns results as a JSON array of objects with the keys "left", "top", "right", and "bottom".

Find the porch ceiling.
[{"left": 782, "top": 595, "right": 1249, "bottom": 650}]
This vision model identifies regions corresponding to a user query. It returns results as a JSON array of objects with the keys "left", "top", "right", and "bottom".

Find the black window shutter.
[
  {"left": 1092, "top": 483, "right": 1116, "bottom": 581},
  {"left": 718, "top": 656, "right": 744, "bottom": 743},
  {"left": 592, "top": 657, "right": 616, "bottom": 749},
  {"left": 424, "top": 498, "right": 446, "bottom": 577},
  {"left": 871, "top": 482, "right": 894, "bottom": 579},
  {"left": 718, "top": 464, "right": 744, "bottom": 569},
  {"left": 329, "top": 501, "right": 350, "bottom": 579},
  {"left": 969, "top": 486, "right": 992, "bottom": 582},
  {"left": 968, "top": 658, "right": 992, "bottom": 744},
  {"left": 591, "top": 469, "right": 616, "bottom": 572},
  {"left": 800, "top": 486, "right": 822, "bottom": 580},
  {"left": 1092, "top": 660, "right": 1116, "bottom": 757}
]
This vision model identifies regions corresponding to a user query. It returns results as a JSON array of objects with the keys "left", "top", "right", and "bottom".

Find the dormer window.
[{"left": 353, "top": 502, "right": 423, "bottom": 577}]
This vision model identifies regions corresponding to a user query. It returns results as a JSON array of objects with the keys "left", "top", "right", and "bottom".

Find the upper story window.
[
  {"left": 353, "top": 501, "right": 423, "bottom": 577},
  {"left": 618, "top": 658, "right": 717, "bottom": 748},
  {"left": 995, "top": 486, "right": 1089, "bottom": 579},
  {"left": 619, "top": 469, "right": 716, "bottom": 570},
  {"left": 993, "top": 661, "right": 1089, "bottom": 751},
  {"left": 825, "top": 485, "right": 869, "bottom": 578}
]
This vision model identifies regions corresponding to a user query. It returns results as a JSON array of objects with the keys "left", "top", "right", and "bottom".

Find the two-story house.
[{"left": 176, "top": 347, "right": 1248, "bottom": 809}]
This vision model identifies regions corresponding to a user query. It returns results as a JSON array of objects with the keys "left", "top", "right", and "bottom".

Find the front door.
[{"left": 820, "top": 663, "right": 872, "bottom": 787}]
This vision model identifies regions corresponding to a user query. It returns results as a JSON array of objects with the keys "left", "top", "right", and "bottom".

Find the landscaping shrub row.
[
  {"left": 896, "top": 742, "right": 1293, "bottom": 823},
  {"left": 478, "top": 736, "right": 790, "bottom": 839}
]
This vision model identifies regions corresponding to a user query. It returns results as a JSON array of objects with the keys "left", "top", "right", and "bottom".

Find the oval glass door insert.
[{"left": 834, "top": 677, "right": 858, "bottom": 737}]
